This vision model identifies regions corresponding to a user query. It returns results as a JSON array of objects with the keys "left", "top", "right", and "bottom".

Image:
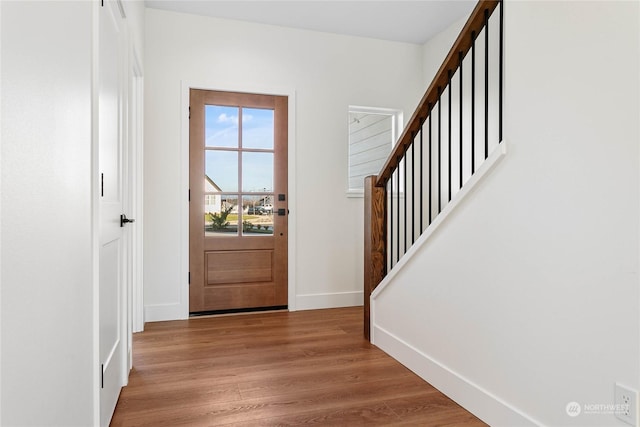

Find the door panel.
[
  {"left": 190, "top": 90, "right": 288, "bottom": 313},
  {"left": 99, "top": 1, "right": 125, "bottom": 425},
  {"left": 204, "top": 283, "right": 276, "bottom": 310},
  {"left": 206, "top": 250, "right": 273, "bottom": 284},
  {"left": 100, "top": 241, "right": 120, "bottom": 358}
]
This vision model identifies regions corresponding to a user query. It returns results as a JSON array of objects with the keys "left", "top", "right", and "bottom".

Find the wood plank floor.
[{"left": 111, "top": 307, "right": 487, "bottom": 426}]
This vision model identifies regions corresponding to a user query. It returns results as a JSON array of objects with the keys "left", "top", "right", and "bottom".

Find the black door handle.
[{"left": 120, "top": 214, "right": 135, "bottom": 227}]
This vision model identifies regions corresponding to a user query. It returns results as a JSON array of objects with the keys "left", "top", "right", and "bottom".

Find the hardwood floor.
[{"left": 111, "top": 307, "right": 487, "bottom": 426}]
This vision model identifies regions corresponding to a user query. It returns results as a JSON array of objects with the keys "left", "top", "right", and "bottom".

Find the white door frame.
[
  {"left": 91, "top": 3, "right": 100, "bottom": 424},
  {"left": 178, "top": 81, "right": 298, "bottom": 319},
  {"left": 129, "top": 48, "right": 144, "bottom": 335}
]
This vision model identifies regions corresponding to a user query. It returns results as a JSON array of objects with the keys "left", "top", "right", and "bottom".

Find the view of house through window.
[
  {"left": 348, "top": 106, "right": 402, "bottom": 195},
  {"left": 204, "top": 105, "right": 275, "bottom": 236}
]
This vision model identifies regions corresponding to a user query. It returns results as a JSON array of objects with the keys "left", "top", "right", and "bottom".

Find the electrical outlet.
[{"left": 615, "top": 383, "right": 638, "bottom": 426}]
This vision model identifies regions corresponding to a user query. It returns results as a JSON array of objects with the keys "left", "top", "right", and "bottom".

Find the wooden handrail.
[{"left": 376, "top": 0, "right": 499, "bottom": 187}]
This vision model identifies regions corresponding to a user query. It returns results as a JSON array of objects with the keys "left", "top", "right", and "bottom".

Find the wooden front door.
[{"left": 189, "top": 90, "right": 288, "bottom": 313}]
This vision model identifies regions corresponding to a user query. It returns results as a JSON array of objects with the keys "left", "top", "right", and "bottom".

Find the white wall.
[
  {"left": 1, "top": 2, "right": 95, "bottom": 425},
  {"left": 373, "top": 1, "right": 640, "bottom": 426},
  {"left": 143, "top": 9, "right": 424, "bottom": 319},
  {"left": 1, "top": 0, "right": 145, "bottom": 424},
  {"left": 421, "top": 15, "right": 466, "bottom": 87}
]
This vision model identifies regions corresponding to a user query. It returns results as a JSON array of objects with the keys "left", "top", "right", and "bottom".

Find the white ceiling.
[{"left": 144, "top": 1, "right": 476, "bottom": 45}]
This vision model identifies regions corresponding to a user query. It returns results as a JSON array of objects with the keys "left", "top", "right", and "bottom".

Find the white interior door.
[{"left": 99, "top": 1, "right": 127, "bottom": 425}]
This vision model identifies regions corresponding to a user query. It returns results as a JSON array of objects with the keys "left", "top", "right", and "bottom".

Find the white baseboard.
[
  {"left": 144, "top": 303, "right": 186, "bottom": 322},
  {"left": 372, "top": 325, "right": 542, "bottom": 427},
  {"left": 145, "top": 292, "right": 362, "bottom": 321},
  {"left": 295, "top": 291, "right": 363, "bottom": 311}
]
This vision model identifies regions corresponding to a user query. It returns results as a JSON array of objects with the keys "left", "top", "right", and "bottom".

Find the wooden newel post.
[{"left": 364, "top": 175, "right": 386, "bottom": 341}]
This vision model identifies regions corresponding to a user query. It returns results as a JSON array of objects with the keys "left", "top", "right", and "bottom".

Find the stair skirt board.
[{"left": 371, "top": 324, "right": 541, "bottom": 427}]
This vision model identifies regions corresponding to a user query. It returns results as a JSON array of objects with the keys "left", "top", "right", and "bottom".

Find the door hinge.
[
  {"left": 188, "top": 272, "right": 191, "bottom": 284},
  {"left": 101, "top": 173, "right": 104, "bottom": 197},
  {"left": 188, "top": 189, "right": 190, "bottom": 201},
  {"left": 188, "top": 106, "right": 191, "bottom": 119},
  {"left": 101, "top": 363, "right": 104, "bottom": 389}
]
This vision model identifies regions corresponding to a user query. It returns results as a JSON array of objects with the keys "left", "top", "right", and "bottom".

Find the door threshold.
[{"left": 189, "top": 305, "right": 288, "bottom": 318}]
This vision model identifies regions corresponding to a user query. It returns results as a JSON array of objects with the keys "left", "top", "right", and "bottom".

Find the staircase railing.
[{"left": 364, "top": 0, "right": 503, "bottom": 339}]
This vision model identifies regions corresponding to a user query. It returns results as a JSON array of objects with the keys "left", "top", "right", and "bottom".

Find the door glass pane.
[
  {"left": 205, "top": 195, "right": 239, "bottom": 236},
  {"left": 205, "top": 105, "right": 239, "bottom": 148},
  {"left": 242, "top": 195, "right": 274, "bottom": 236},
  {"left": 242, "top": 108, "right": 274, "bottom": 149},
  {"left": 205, "top": 151, "right": 238, "bottom": 192},
  {"left": 242, "top": 152, "right": 273, "bottom": 192}
]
